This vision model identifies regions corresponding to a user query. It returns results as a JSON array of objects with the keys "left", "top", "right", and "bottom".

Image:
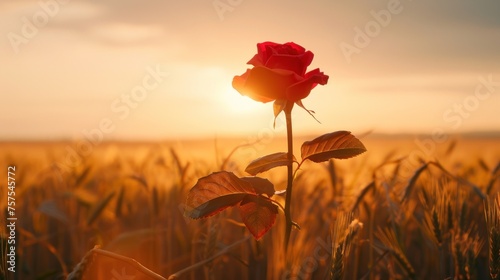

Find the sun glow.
[{"left": 223, "top": 85, "right": 263, "bottom": 114}]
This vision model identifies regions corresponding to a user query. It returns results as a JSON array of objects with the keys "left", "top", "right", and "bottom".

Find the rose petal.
[
  {"left": 281, "top": 42, "right": 306, "bottom": 55},
  {"left": 265, "top": 51, "right": 314, "bottom": 75},
  {"left": 257, "top": 42, "right": 280, "bottom": 54},
  {"left": 232, "top": 68, "right": 252, "bottom": 94},
  {"left": 249, "top": 42, "right": 310, "bottom": 66},
  {"left": 233, "top": 66, "right": 300, "bottom": 103},
  {"left": 300, "top": 51, "right": 314, "bottom": 69},
  {"left": 236, "top": 42, "right": 329, "bottom": 104},
  {"left": 286, "top": 70, "right": 329, "bottom": 101},
  {"left": 247, "top": 53, "right": 265, "bottom": 67},
  {"left": 248, "top": 42, "right": 280, "bottom": 66},
  {"left": 305, "top": 68, "right": 329, "bottom": 89}
]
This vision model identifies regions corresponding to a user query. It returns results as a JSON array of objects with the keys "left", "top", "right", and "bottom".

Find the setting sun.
[{"left": 222, "top": 85, "right": 263, "bottom": 115}]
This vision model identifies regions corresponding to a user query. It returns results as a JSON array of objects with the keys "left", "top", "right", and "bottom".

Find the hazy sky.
[{"left": 1, "top": 0, "right": 499, "bottom": 141}]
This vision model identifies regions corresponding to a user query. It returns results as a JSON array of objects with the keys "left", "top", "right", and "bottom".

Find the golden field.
[{"left": 1, "top": 135, "right": 499, "bottom": 280}]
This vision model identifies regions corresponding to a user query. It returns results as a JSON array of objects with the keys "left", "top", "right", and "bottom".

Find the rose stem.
[{"left": 284, "top": 104, "right": 294, "bottom": 253}]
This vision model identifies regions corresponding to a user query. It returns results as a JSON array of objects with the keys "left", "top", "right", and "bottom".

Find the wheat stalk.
[
  {"left": 376, "top": 227, "right": 416, "bottom": 279},
  {"left": 451, "top": 230, "right": 483, "bottom": 280},
  {"left": 432, "top": 208, "right": 443, "bottom": 246},
  {"left": 486, "top": 194, "right": 500, "bottom": 280},
  {"left": 330, "top": 243, "right": 344, "bottom": 280},
  {"left": 420, "top": 180, "right": 450, "bottom": 247},
  {"left": 329, "top": 212, "right": 362, "bottom": 280}
]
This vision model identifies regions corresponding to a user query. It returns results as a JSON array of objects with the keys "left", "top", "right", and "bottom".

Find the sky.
[{"left": 1, "top": 0, "right": 499, "bottom": 141}]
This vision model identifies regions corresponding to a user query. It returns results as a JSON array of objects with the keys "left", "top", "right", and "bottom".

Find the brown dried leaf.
[
  {"left": 185, "top": 171, "right": 274, "bottom": 219},
  {"left": 240, "top": 176, "right": 275, "bottom": 197},
  {"left": 239, "top": 195, "right": 278, "bottom": 240},
  {"left": 245, "top": 152, "right": 294, "bottom": 176},
  {"left": 301, "top": 131, "right": 366, "bottom": 163}
]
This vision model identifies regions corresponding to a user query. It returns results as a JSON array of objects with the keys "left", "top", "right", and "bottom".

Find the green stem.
[{"left": 284, "top": 106, "right": 294, "bottom": 252}]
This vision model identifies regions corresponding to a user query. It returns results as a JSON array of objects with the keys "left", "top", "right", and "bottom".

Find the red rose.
[{"left": 232, "top": 42, "right": 329, "bottom": 104}]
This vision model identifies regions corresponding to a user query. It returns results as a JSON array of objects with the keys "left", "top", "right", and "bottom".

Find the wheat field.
[{"left": 1, "top": 135, "right": 499, "bottom": 280}]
